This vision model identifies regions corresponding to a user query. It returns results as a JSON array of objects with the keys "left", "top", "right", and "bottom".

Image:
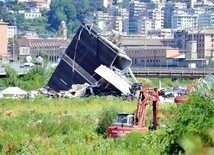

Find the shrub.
[
  {"left": 162, "top": 95, "right": 214, "bottom": 154},
  {"left": 96, "top": 103, "right": 120, "bottom": 138}
]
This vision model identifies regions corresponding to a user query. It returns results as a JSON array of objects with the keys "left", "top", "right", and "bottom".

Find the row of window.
[
  {"left": 142, "top": 59, "right": 161, "bottom": 63},
  {"left": 30, "top": 46, "right": 60, "bottom": 49},
  {"left": 128, "top": 50, "right": 164, "bottom": 53}
]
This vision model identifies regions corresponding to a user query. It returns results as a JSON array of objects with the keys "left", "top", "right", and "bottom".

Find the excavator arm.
[
  {"left": 107, "top": 87, "right": 160, "bottom": 138},
  {"left": 134, "top": 88, "right": 159, "bottom": 129}
]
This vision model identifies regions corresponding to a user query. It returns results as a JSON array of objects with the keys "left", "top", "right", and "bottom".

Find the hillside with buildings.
[{"left": 0, "top": 0, "right": 214, "bottom": 68}]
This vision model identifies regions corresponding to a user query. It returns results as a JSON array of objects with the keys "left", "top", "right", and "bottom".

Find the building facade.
[
  {"left": 163, "top": 2, "right": 187, "bottom": 28},
  {"left": 171, "top": 13, "right": 198, "bottom": 30},
  {"left": 128, "top": 0, "right": 146, "bottom": 34},
  {"left": 22, "top": 9, "right": 42, "bottom": 19},
  {"left": 7, "top": 25, "right": 17, "bottom": 39},
  {"left": 198, "top": 13, "right": 214, "bottom": 29},
  {"left": 14, "top": 38, "right": 69, "bottom": 62},
  {"left": 174, "top": 28, "right": 214, "bottom": 59},
  {"left": 120, "top": 36, "right": 180, "bottom": 67},
  {"left": 0, "top": 21, "right": 9, "bottom": 64}
]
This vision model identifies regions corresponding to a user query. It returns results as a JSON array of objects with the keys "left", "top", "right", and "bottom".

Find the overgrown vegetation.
[
  {"left": 0, "top": 65, "right": 212, "bottom": 154},
  {"left": 0, "top": 94, "right": 213, "bottom": 154},
  {"left": 0, "top": 65, "right": 54, "bottom": 91}
]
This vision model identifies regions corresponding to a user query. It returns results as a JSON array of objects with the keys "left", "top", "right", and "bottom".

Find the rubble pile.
[{"left": 46, "top": 20, "right": 140, "bottom": 99}]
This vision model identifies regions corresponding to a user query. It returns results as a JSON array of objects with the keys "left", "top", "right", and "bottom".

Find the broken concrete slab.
[{"left": 47, "top": 20, "right": 138, "bottom": 97}]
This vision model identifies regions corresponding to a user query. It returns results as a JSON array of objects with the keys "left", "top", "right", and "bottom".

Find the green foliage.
[
  {"left": 48, "top": 0, "right": 77, "bottom": 32},
  {"left": 4, "top": 65, "right": 18, "bottom": 87},
  {"left": 0, "top": 95, "right": 213, "bottom": 154},
  {"left": 96, "top": 103, "right": 120, "bottom": 137},
  {"left": 135, "top": 77, "right": 192, "bottom": 88},
  {"left": 19, "top": 66, "right": 51, "bottom": 90},
  {"left": 161, "top": 95, "right": 214, "bottom": 154}
]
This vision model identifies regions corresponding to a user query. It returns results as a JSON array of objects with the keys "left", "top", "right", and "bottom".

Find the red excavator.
[
  {"left": 174, "top": 79, "right": 198, "bottom": 104},
  {"left": 107, "top": 88, "right": 159, "bottom": 138}
]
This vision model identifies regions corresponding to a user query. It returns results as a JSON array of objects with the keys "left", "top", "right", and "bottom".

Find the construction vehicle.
[
  {"left": 107, "top": 88, "right": 159, "bottom": 138},
  {"left": 174, "top": 79, "right": 198, "bottom": 104}
]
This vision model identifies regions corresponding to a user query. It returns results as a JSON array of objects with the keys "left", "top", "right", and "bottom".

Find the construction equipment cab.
[{"left": 107, "top": 88, "right": 159, "bottom": 138}]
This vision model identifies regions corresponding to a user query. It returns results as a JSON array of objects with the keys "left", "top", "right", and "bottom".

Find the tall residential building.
[
  {"left": 163, "top": 2, "right": 187, "bottom": 28},
  {"left": 112, "top": 16, "right": 123, "bottom": 32},
  {"left": 0, "top": 20, "right": 8, "bottom": 64},
  {"left": 171, "top": 13, "right": 198, "bottom": 30},
  {"left": 107, "top": 6, "right": 128, "bottom": 33},
  {"left": 177, "top": 0, "right": 197, "bottom": 8},
  {"left": 138, "top": 17, "right": 152, "bottom": 35},
  {"left": 94, "top": 11, "right": 128, "bottom": 33},
  {"left": 128, "top": 0, "right": 146, "bottom": 34},
  {"left": 136, "top": 2, "right": 164, "bottom": 34},
  {"left": 151, "top": 7, "right": 164, "bottom": 30},
  {"left": 198, "top": 13, "right": 214, "bottom": 29},
  {"left": 107, "top": 5, "right": 128, "bottom": 17}
]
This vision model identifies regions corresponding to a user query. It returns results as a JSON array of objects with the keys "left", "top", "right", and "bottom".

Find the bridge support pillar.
[{"left": 158, "top": 77, "right": 162, "bottom": 89}]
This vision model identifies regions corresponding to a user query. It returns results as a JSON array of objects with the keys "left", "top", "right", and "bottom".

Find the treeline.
[
  {"left": 0, "top": 0, "right": 105, "bottom": 36},
  {"left": 0, "top": 65, "right": 54, "bottom": 91}
]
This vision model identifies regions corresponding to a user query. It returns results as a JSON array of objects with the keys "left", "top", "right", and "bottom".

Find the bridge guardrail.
[{"left": 131, "top": 67, "right": 214, "bottom": 78}]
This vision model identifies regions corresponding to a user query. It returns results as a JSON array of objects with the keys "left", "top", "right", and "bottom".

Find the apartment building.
[
  {"left": 5, "top": 0, "right": 51, "bottom": 9},
  {"left": 174, "top": 28, "right": 214, "bottom": 59},
  {"left": 22, "top": 8, "right": 42, "bottom": 19},
  {"left": 0, "top": 21, "right": 9, "bottom": 64},
  {"left": 107, "top": 5, "right": 128, "bottom": 17},
  {"left": 151, "top": 7, "right": 164, "bottom": 30},
  {"left": 198, "top": 13, "right": 214, "bottom": 29},
  {"left": 163, "top": 2, "right": 187, "bottom": 28},
  {"left": 7, "top": 25, "right": 17, "bottom": 39},
  {"left": 130, "top": 1, "right": 164, "bottom": 35},
  {"left": 14, "top": 38, "right": 69, "bottom": 62},
  {"left": 171, "top": 13, "right": 198, "bottom": 30},
  {"left": 138, "top": 17, "right": 152, "bottom": 35},
  {"left": 128, "top": 0, "right": 146, "bottom": 34},
  {"left": 28, "top": 0, "right": 51, "bottom": 9}
]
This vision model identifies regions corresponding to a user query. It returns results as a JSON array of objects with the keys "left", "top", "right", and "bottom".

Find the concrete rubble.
[
  {"left": 159, "top": 74, "right": 214, "bottom": 104},
  {"left": 45, "top": 20, "right": 140, "bottom": 99}
]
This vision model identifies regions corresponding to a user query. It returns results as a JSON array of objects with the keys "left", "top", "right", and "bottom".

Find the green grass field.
[
  {"left": 0, "top": 96, "right": 213, "bottom": 155},
  {"left": 0, "top": 96, "right": 177, "bottom": 155},
  {"left": 0, "top": 73, "right": 213, "bottom": 155}
]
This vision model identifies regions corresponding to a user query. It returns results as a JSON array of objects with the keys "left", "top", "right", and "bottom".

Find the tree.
[
  {"left": 48, "top": 0, "right": 77, "bottom": 33},
  {"left": 4, "top": 65, "right": 18, "bottom": 87}
]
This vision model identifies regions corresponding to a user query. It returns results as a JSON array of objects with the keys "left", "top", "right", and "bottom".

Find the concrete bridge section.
[
  {"left": 131, "top": 67, "right": 214, "bottom": 78},
  {"left": 131, "top": 67, "right": 214, "bottom": 88},
  {"left": 0, "top": 65, "right": 213, "bottom": 89}
]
